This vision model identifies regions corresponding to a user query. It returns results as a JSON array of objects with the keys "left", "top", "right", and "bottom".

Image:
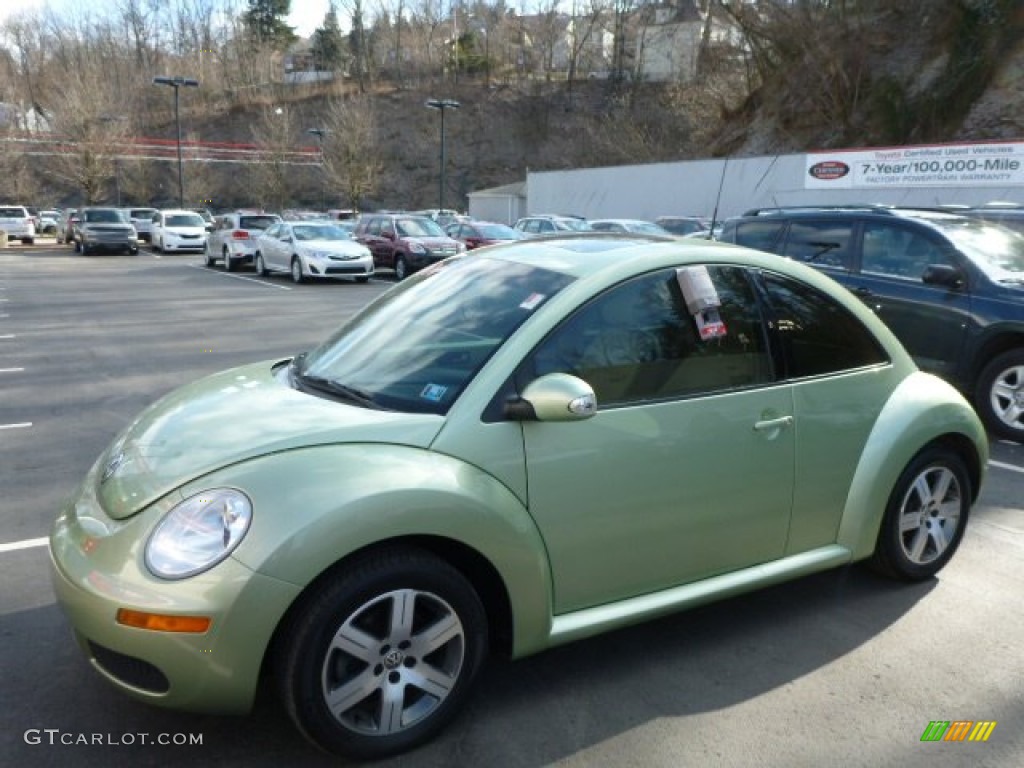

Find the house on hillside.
[
  {"left": 283, "top": 38, "right": 337, "bottom": 84},
  {"left": 633, "top": 1, "right": 744, "bottom": 83}
]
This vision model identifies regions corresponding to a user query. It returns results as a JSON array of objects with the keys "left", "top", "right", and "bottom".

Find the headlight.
[
  {"left": 408, "top": 242, "right": 427, "bottom": 254},
  {"left": 309, "top": 250, "right": 331, "bottom": 260},
  {"left": 145, "top": 489, "right": 252, "bottom": 579}
]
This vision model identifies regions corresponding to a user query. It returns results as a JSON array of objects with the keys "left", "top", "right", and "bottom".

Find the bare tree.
[
  {"left": 249, "top": 104, "right": 298, "bottom": 210},
  {"left": 321, "top": 95, "right": 382, "bottom": 211}
]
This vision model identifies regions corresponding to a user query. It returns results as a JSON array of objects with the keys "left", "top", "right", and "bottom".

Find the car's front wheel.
[
  {"left": 291, "top": 257, "right": 305, "bottom": 284},
  {"left": 394, "top": 255, "right": 408, "bottom": 281},
  {"left": 976, "top": 348, "right": 1024, "bottom": 442},
  {"left": 254, "top": 252, "right": 267, "bottom": 276},
  {"left": 276, "top": 547, "right": 488, "bottom": 760},
  {"left": 868, "top": 446, "right": 971, "bottom": 581},
  {"left": 203, "top": 245, "right": 214, "bottom": 267}
]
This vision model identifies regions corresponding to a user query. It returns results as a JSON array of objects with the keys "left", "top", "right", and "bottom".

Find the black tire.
[
  {"left": 203, "top": 246, "right": 214, "bottom": 267},
  {"left": 128, "top": 246, "right": 139, "bottom": 255},
  {"left": 223, "top": 247, "right": 234, "bottom": 272},
  {"left": 868, "top": 446, "right": 971, "bottom": 581},
  {"left": 394, "top": 255, "right": 408, "bottom": 281},
  {"left": 74, "top": 240, "right": 81, "bottom": 253},
  {"left": 291, "top": 257, "right": 304, "bottom": 284},
  {"left": 275, "top": 546, "right": 488, "bottom": 760},
  {"left": 355, "top": 276, "right": 370, "bottom": 284},
  {"left": 975, "top": 348, "right": 1024, "bottom": 443},
  {"left": 254, "top": 252, "right": 267, "bottom": 277}
]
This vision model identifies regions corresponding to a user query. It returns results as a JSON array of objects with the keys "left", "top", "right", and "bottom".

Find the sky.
[{"left": 0, "top": 0, "right": 332, "bottom": 39}]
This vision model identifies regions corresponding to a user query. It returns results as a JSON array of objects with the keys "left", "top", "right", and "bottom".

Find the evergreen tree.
[
  {"left": 311, "top": 3, "right": 347, "bottom": 72},
  {"left": 243, "top": 0, "right": 297, "bottom": 49}
]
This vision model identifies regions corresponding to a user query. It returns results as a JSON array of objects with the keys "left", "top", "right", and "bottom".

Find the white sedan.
[{"left": 254, "top": 221, "right": 374, "bottom": 283}]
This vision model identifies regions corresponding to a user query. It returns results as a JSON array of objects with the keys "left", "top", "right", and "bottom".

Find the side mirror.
[
  {"left": 505, "top": 373, "right": 597, "bottom": 422},
  {"left": 921, "top": 264, "right": 965, "bottom": 289}
]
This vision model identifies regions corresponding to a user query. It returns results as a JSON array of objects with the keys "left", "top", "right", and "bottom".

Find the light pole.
[
  {"left": 153, "top": 76, "right": 199, "bottom": 208},
  {"left": 425, "top": 99, "right": 460, "bottom": 213},
  {"left": 307, "top": 128, "right": 328, "bottom": 210}
]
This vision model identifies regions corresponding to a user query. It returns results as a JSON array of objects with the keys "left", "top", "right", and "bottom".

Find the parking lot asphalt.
[{"left": 1, "top": 243, "right": 1023, "bottom": 768}]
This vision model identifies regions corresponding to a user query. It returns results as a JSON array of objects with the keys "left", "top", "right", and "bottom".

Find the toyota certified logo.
[
  {"left": 808, "top": 160, "right": 850, "bottom": 180},
  {"left": 101, "top": 452, "right": 127, "bottom": 483}
]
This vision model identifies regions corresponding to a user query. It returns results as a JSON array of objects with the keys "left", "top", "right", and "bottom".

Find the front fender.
[
  {"left": 179, "top": 444, "right": 555, "bottom": 657},
  {"left": 837, "top": 371, "right": 988, "bottom": 560}
]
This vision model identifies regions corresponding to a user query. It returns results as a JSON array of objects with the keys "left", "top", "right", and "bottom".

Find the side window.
[
  {"left": 861, "top": 223, "right": 954, "bottom": 279},
  {"left": 264, "top": 223, "right": 280, "bottom": 238},
  {"left": 760, "top": 271, "right": 889, "bottom": 378},
  {"left": 528, "top": 267, "right": 773, "bottom": 406},
  {"left": 780, "top": 220, "right": 854, "bottom": 270},
  {"left": 732, "top": 220, "right": 787, "bottom": 252}
]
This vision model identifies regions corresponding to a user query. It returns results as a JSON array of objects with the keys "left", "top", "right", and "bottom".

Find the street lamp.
[
  {"left": 153, "top": 76, "right": 199, "bottom": 208},
  {"left": 307, "top": 128, "right": 328, "bottom": 210},
  {"left": 425, "top": 99, "right": 460, "bottom": 213}
]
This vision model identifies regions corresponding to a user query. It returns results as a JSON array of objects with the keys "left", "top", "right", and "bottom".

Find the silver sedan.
[{"left": 254, "top": 221, "right": 375, "bottom": 284}]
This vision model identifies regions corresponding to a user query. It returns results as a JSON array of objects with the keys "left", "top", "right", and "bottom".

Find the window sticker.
[
  {"left": 420, "top": 383, "right": 448, "bottom": 402},
  {"left": 677, "top": 266, "right": 728, "bottom": 340},
  {"left": 519, "top": 292, "right": 546, "bottom": 310}
]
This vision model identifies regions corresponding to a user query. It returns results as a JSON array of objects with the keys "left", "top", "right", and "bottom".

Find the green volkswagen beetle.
[{"left": 49, "top": 234, "right": 988, "bottom": 759}]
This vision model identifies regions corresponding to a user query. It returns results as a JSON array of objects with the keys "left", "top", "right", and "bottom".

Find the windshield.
[
  {"left": 476, "top": 223, "right": 523, "bottom": 239},
  {"left": 395, "top": 218, "right": 446, "bottom": 237},
  {"left": 85, "top": 209, "right": 126, "bottom": 223},
  {"left": 239, "top": 215, "right": 279, "bottom": 230},
  {"left": 167, "top": 214, "right": 206, "bottom": 228},
  {"left": 293, "top": 224, "right": 351, "bottom": 241},
  {"left": 556, "top": 218, "right": 592, "bottom": 232},
  {"left": 932, "top": 218, "right": 1024, "bottom": 277},
  {"left": 299, "top": 256, "right": 575, "bottom": 414}
]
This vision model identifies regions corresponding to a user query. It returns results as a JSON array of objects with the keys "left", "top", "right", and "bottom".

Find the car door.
[
  {"left": 262, "top": 223, "right": 285, "bottom": 270},
  {"left": 519, "top": 266, "right": 795, "bottom": 613},
  {"left": 848, "top": 220, "right": 971, "bottom": 380}
]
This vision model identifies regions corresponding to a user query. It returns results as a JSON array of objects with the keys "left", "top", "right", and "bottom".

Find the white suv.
[
  {"left": 0, "top": 205, "right": 36, "bottom": 244},
  {"left": 204, "top": 211, "right": 282, "bottom": 271}
]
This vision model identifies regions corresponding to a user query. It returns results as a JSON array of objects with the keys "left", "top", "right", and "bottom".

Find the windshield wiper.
[{"left": 295, "top": 372, "right": 383, "bottom": 409}]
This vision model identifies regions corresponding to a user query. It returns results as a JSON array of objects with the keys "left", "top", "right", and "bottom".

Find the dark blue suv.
[{"left": 720, "top": 206, "right": 1024, "bottom": 442}]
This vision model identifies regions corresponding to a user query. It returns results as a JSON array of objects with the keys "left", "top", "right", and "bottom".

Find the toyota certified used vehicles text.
[
  {"left": 51, "top": 234, "right": 986, "bottom": 760},
  {"left": 354, "top": 212, "right": 465, "bottom": 280},
  {"left": 720, "top": 205, "right": 1024, "bottom": 442}
]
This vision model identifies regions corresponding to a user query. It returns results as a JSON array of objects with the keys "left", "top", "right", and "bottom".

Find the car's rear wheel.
[
  {"left": 291, "top": 257, "right": 304, "bottom": 284},
  {"left": 203, "top": 245, "right": 214, "bottom": 267},
  {"left": 394, "top": 255, "right": 408, "bottom": 281},
  {"left": 868, "top": 446, "right": 970, "bottom": 581},
  {"left": 276, "top": 547, "right": 487, "bottom": 760},
  {"left": 223, "top": 247, "right": 234, "bottom": 272},
  {"left": 976, "top": 349, "right": 1024, "bottom": 442}
]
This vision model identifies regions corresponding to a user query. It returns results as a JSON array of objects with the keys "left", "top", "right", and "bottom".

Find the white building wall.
[{"left": 526, "top": 147, "right": 1024, "bottom": 222}]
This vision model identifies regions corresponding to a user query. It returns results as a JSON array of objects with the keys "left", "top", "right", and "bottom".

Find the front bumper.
[
  {"left": 161, "top": 236, "right": 206, "bottom": 252},
  {"left": 48, "top": 473, "right": 300, "bottom": 713},
  {"left": 306, "top": 253, "right": 375, "bottom": 278}
]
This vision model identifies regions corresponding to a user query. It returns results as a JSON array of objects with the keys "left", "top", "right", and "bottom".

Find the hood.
[{"left": 97, "top": 360, "right": 444, "bottom": 519}]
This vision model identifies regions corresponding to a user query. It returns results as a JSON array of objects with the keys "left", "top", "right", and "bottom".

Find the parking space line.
[
  {"left": 0, "top": 422, "right": 32, "bottom": 430},
  {"left": 186, "top": 264, "right": 293, "bottom": 290},
  {"left": 0, "top": 537, "right": 48, "bottom": 553},
  {"left": 0, "top": 334, "right": 14, "bottom": 339},
  {"left": 0, "top": 367, "right": 26, "bottom": 373},
  {"left": 989, "top": 460, "right": 1024, "bottom": 475}
]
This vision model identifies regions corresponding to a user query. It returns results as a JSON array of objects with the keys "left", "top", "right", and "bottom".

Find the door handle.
[{"left": 753, "top": 415, "right": 794, "bottom": 432}]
